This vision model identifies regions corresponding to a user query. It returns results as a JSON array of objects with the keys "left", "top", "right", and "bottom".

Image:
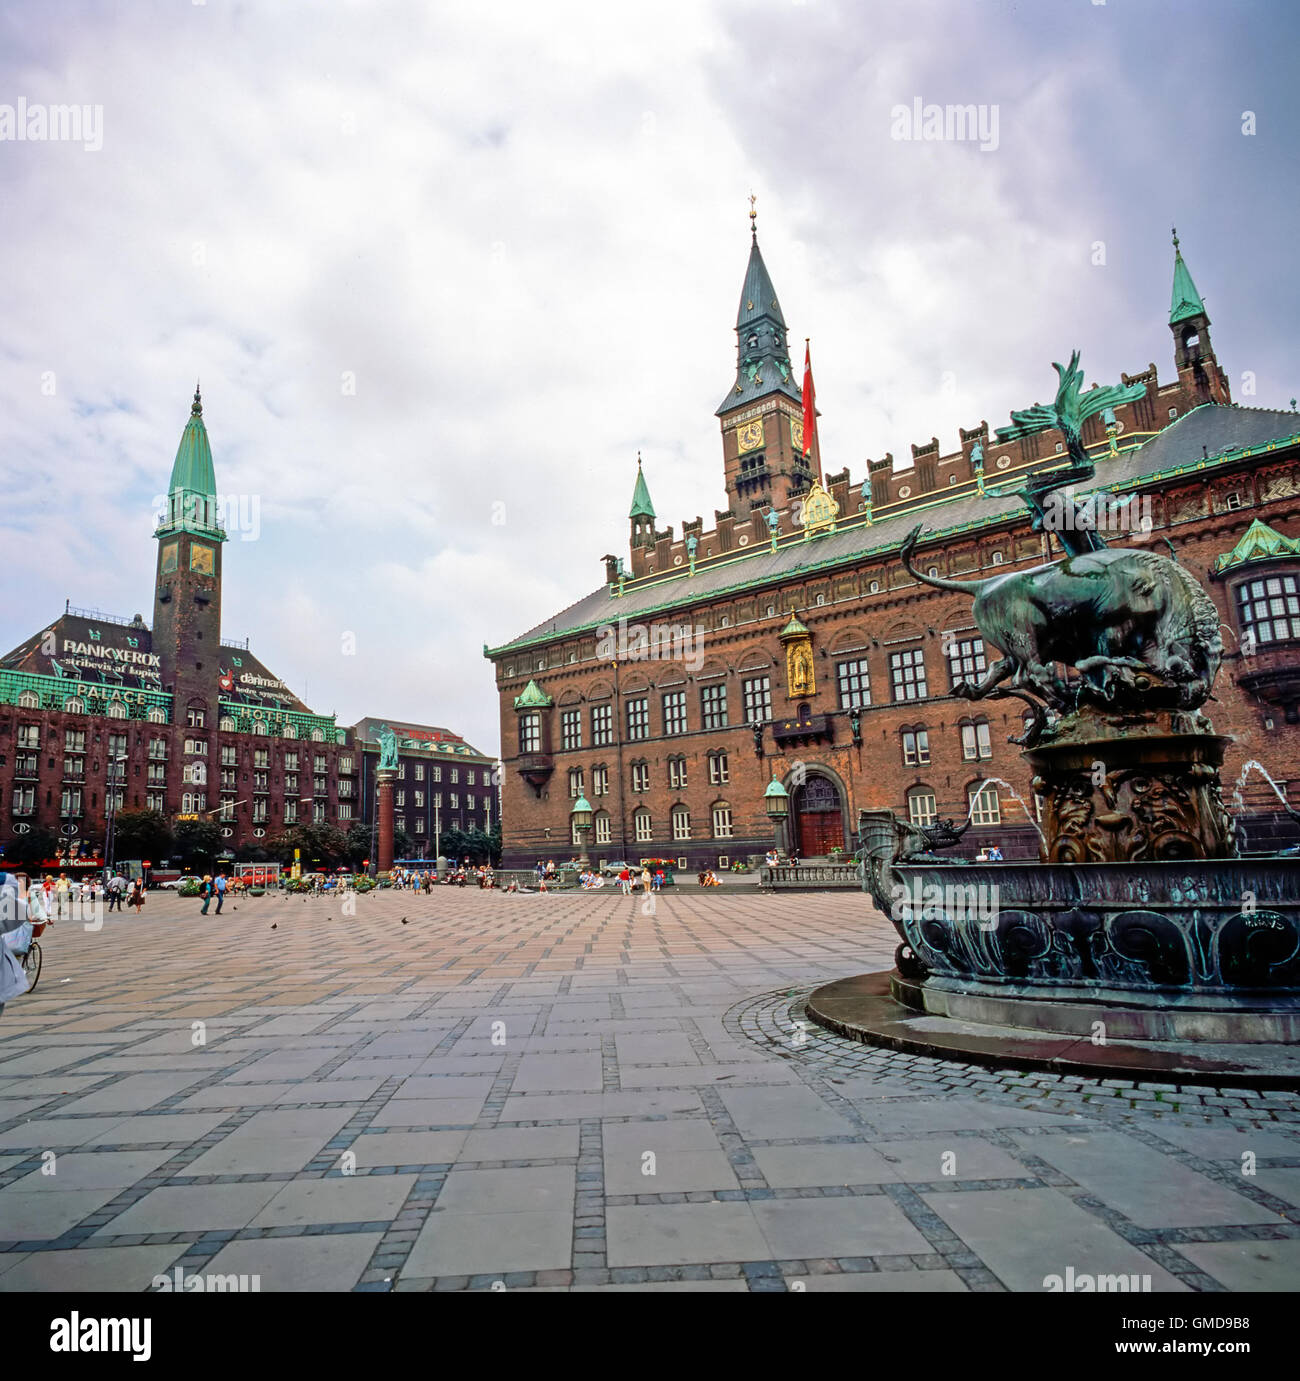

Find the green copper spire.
[
  {"left": 718, "top": 209, "right": 801, "bottom": 416},
  {"left": 156, "top": 384, "right": 225, "bottom": 539},
  {"left": 1169, "top": 228, "right": 1206, "bottom": 326},
  {"left": 629, "top": 453, "right": 656, "bottom": 520}
]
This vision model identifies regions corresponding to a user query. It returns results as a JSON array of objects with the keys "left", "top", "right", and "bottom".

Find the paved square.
[{"left": 2, "top": 889, "right": 1298, "bottom": 1292}]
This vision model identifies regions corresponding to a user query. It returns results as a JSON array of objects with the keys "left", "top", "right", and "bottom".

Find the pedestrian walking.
[
  {"left": 214, "top": 873, "right": 227, "bottom": 914},
  {"left": 128, "top": 879, "right": 145, "bottom": 913},
  {"left": 106, "top": 872, "right": 126, "bottom": 912},
  {"left": 641, "top": 866, "right": 651, "bottom": 893},
  {"left": 200, "top": 875, "right": 213, "bottom": 915}
]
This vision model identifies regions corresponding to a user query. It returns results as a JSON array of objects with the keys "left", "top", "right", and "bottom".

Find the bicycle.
[{"left": 21, "top": 934, "right": 42, "bottom": 993}]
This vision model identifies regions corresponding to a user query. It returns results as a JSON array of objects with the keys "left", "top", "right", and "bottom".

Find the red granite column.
[{"left": 376, "top": 769, "right": 396, "bottom": 874}]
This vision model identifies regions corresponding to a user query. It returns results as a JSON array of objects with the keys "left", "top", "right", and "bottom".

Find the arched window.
[
  {"left": 901, "top": 727, "right": 930, "bottom": 766},
  {"left": 671, "top": 805, "right": 691, "bottom": 842},
  {"left": 906, "top": 786, "right": 936, "bottom": 827},
  {"left": 284, "top": 724, "right": 298, "bottom": 739},
  {"left": 17, "top": 690, "right": 39, "bottom": 708},
  {"left": 64, "top": 697, "right": 85, "bottom": 714},
  {"left": 106, "top": 701, "right": 127, "bottom": 719},
  {"left": 594, "top": 810, "right": 612, "bottom": 846},
  {"left": 711, "top": 802, "right": 733, "bottom": 839},
  {"left": 634, "top": 808, "right": 653, "bottom": 844},
  {"left": 147, "top": 705, "right": 167, "bottom": 723},
  {"left": 219, "top": 716, "right": 236, "bottom": 732},
  {"left": 311, "top": 728, "right": 325, "bottom": 742},
  {"left": 253, "top": 720, "right": 268, "bottom": 736},
  {"left": 960, "top": 720, "right": 992, "bottom": 761}
]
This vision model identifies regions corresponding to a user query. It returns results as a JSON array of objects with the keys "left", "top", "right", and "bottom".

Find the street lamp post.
[
  {"left": 764, "top": 774, "right": 790, "bottom": 870},
  {"left": 103, "top": 755, "right": 129, "bottom": 882},
  {"left": 570, "top": 792, "right": 594, "bottom": 872}
]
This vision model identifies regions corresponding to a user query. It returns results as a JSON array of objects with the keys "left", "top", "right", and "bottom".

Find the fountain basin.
[{"left": 885, "top": 859, "right": 1300, "bottom": 993}]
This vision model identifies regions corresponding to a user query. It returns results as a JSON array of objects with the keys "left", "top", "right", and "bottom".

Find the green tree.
[
  {"left": 4, "top": 826, "right": 60, "bottom": 871},
  {"left": 110, "top": 808, "right": 172, "bottom": 863},
  {"left": 172, "top": 819, "right": 223, "bottom": 868},
  {"left": 265, "top": 823, "right": 351, "bottom": 870}
]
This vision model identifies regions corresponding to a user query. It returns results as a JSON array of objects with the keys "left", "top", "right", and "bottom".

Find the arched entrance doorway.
[{"left": 793, "top": 775, "right": 845, "bottom": 857}]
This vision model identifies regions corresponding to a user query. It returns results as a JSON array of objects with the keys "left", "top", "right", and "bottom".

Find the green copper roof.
[
  {"left": 157, "top": 386, "right": 225, "bottom": 539},
  {"left": 718, "top": 234, "right": 801, "bottom": 416},
  {"left": 513, "top": 679, "right": 553, "bottom": 710},
  {"left": 1213, "top": 518, "right": 1300, "bottom": 573},
  {"left": 629, "top": 460, "right": 655, "bottom": 519},
  {"left": 779, "top": 610, "right": 810, "bottom": 639},
  {"left": 1170, "top": 230, "right": 1206, "bottom": 326}
]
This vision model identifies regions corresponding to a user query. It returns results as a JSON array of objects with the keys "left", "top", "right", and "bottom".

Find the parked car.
[
  {"left": 158, "top": 877, "right": 186, "bottom": 890},
  {"left": 599, "top": 861, "right": 635, "bottom": 878}
]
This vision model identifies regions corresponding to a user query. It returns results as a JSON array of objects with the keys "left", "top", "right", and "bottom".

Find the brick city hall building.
[
  {"left": 0, "top": 388, "right": 494, "bottom": 872},
  {"left": 486, "top": 224, "right": 1300, "bottom": 870}
]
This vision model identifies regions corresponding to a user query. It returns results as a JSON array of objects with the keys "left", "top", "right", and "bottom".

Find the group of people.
[
  {"left": 697, "top": 869, "right": 721, "bottom": 887},
  {"left": 26, "top": 872, "right": 145, "bottom": 917},
  {"left": 392, "top": 864, "right": 497, "bottom": 890},
  {"left": 614, "top": 866, "right": 664, "bottom": 894},
  {"left": 103, "top": 872, "right": 147, "bottom": 912},
  {"left": 974, "top": 846, "right": 1005, "bottom": 862}
]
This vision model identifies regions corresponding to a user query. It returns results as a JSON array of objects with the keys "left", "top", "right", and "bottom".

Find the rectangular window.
[
  {"left": 284, "top": 751, "right": 299, "bottom": 772},
  {"left": 635, "top": 812, "right": 652, "bottom": 843},
  {"left": 1239, "top": 575, "right": 1300, "bottom": 646},
  {"left": 591, "top": 765, "right": 609, "bottom": 797},
  {"left": 218, "top": 797, "right": 235, "bottom": 821},
  {"left": 626, "top": 698, "right": 649, "bottom": 741},
  {"left": 662, "top": 690, "right": 687, "bottom": 736},
  {"left": 252, "top": 798, "right": 267, "bottom": 823},
  {"left": 561, "top": 708, "right": 582, "bottom": 751},
  {"left": 253, "top": 770, "right": 269, "bottom": 791},
  {"left": 568, "top": 767, "right": 584, "bottom": 798},
  {"left": 594, "top": 813, "right": 611, "bottom": 846},
  {"left": 313, "top": 801, "right": 325, "bottom": 824},
  {"left": 701, "top": 682, "right": 728, "bottom": 729},
  {"left": 153, "top": 738, "right": 172, "bottom": 761},
  {"left": 414, "top": 790, "right": 424, "bottom": 807},
  {"left": 413, "top": 762, "right": 424, "bottom": 780},
  {"left": 64, "top": 756, "right": 84, "bottom": 780},
  {"left": 283, "top": 800, "right": 298, "bottom": 823},
  {"left": 712, "top": 805, "right": 733, "bottom": 839},
  {"left": 338, "top": 779, "right": 353, "bottom": 797},
  {"left": 836, "top": 657, "right": 871, "bottom": 710},
  {"left": 14, "top": 752, "right": 37, "bottom": 777},
  {"left": 519, "top": 712, "right": 541, "bottom": 753},
  {"left": 398, "top": 762, "right": 406, "bottom": 779},
  {"left": 431, "top": 765, "right": 441, "bottom": 782},
  {"left": 907, "top": 791, "right": 937, "bottom": 827},
  {"left": 631, "top": 762, "right": 649, "bottom": 793},
  {"left": 17, "top": 725, "right": 39, "bottom": 749},
  {"left": 340, "top": 755, "right": 354, "bottom": 774},
  {"left": 284, "top": 773, "right": 299, "bottom": 794},
  {"left": 450, "top": 793, "right": 459, "bottom": 809},
  {"left": 467, "top": 794, "right": 475, "bottom": 809},
  {"left": 314, "top": 754, "right": 327, "bottom": 774},
  {"left": 709, "top": 754, "right": 729, "bottom": 785},
  {"left": 742, "top": 675, "right": 772, "bottom": 724},
  {"left": 12, "top": 785, "right": 35, "bottom": 815},
  {"left": 253, "top": 747, "right": 270, "bottom": 768},
  {"left": 961, "top": 723, "right": 993, "bottom": 761},
  {"left": 668, "top": 757, "right": 687, "bottom": 789},
  {"left": 948, "top": 636, "right": 988, "bottom": 689},
  {"left": 591, "top": 703, "right": 613, "bottom": 746},
  {"left": 672, "top": 808, "right": 691, "bottom": 842},
  {"left": 338, "top": 802, "right": 353, "bottom": 821},
  {"left": 413, "top": 817, "right": 425, "bottom": 833},
  {"left": 468, "top": 770, "right": 475, "bottom": 785},
  {"left": 902, "top": 730, "right": 930, "bottom": 766},
  {"left": 187, "top": 707, "right": 205, "bottom": 728},
  {"left": 451, "top": 768, "right": 458, "bottom": 783},
  {"left": 146, "top": 790, "right": 165, "bottom": 813},
  {"left": 968, "top": 782, "right": 1001, "bottom": 826},
  {"left": 184, "top": 737, "right": 208, "bottom": 755},
  {"left": 61, "top": 787, "right": 82, "bottom": 815},
  {"left": 65, "top": 729, "right": 86, "bottom": 753},
  {"left": 890, "top": 647, "right": 928, "bottom": 702},
  {"left": 395, "top": 789, "right": 405, "bottom": 806},
  {"left": 108, "top": 732, "right": 128, "bottom": 759},
  {"left": 314, "top": 775, "right": 327, "bottom": 795}
]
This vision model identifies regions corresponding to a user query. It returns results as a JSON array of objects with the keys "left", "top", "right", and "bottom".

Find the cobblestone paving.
[{"left": 1, "top": 889, "right": 1298, "bottom": 1293}]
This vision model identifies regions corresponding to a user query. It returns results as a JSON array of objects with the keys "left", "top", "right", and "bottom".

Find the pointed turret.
[
  {"left": 157, "top": 384, "right": 225, "bottom": 538},
  {"left": 1170, "top": 229, "right": 1206, "bottom": 326},
  {"left": 1167, "top": 229, "right": 1229, "bottom": 404},
  {"left": 629, "top": 453, "right": 656, "bottom": 549},
  {"left": 717, "top": 227, "right": 801, "bottom": 416}
]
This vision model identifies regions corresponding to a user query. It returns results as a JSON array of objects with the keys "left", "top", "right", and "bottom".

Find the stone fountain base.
[{"left": 806, "top": 971, "right": 1300, "bottom": 1089}]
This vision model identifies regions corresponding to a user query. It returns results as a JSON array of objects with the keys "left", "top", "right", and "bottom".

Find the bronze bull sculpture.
[{"left": 901, "top": 524, "right": 1223, "bottom": 713}]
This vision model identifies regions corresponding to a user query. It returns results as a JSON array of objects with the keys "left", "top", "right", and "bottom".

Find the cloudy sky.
[{"left": 2, "top": 0, "right": 1297, "bottom": 760}]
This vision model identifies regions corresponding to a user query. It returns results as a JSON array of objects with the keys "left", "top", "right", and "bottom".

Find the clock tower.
[
  {"left": 716, "top": 209, "right": 819, "bottom": 520},
  {"left": 153, "top": 386, "right": 226, "bottom": 727}
]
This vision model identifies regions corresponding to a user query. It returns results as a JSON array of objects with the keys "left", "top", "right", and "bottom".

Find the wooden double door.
[{"left": 793, "top": 776, "right": 845, "bottom": 857}]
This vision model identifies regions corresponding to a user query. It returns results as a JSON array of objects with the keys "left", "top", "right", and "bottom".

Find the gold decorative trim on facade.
[
  {"left": 800, "top": 478, "right": 839, "bottom": 537},
  {"left": 779, "top": 610, "right": 815, "bottom": 698},
  {"left": 737, "top": 418, "right": 765, "bottom": 453}
]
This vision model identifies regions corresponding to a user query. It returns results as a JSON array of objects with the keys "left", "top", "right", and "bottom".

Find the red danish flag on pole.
[{"left": 801, "top": 338, "right": 819, "bottom": 479}]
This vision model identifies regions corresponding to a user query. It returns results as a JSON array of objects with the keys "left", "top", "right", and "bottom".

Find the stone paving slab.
[{"left": 1, "top": 889, "right": 1298, "bottom": 1293}]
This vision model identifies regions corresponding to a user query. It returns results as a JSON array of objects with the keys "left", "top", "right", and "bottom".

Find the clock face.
[
  {"left": 737, "top": 418, "right": 765, "bottom": 454},
  {"left": 790, "top": 417, "right": 805, "bottom": 452},
  {"left": 189, "top": 542, "right": 214, "bottom": 575},
  {"left": 161, "top": 541, "right": 179, "bottom": 574}
]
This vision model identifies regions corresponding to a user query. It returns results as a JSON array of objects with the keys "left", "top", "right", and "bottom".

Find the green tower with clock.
[
  {"left": 153, "top": 385, "right": 227, "bottom": 724},
  {"left": 716, "top": 205, "right": 821, "bottom": 519}
]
